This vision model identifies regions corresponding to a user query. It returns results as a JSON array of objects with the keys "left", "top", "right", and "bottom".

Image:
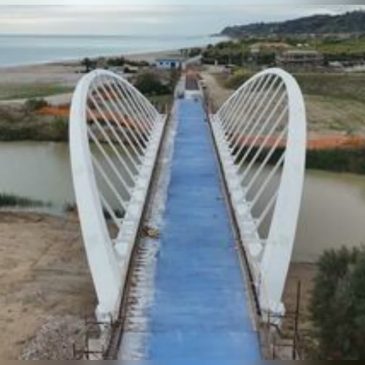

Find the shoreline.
[
  {"left": 0, "top": 32, "right": 228, "bottom": 70},
  {"left": 0, "top": 48, "right": 182, "bottom": 70},
  {"left": 0, "top": 47, "right": 189, "bottom": 99},
  {"left": 0, "top": 48, "right": 182, "bottom": 103}
]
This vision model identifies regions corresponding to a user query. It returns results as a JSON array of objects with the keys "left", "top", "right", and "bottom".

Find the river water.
[{"left": 1, "top": 141, "right": 364, "bottom": 263}]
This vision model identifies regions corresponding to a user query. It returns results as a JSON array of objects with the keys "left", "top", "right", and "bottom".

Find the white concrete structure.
[
  {"left": 211, "top": 68, "right": 306, "bottom": 318},
  {"left": 69, "top": 69, "right": 165, "bottom": 321},
  {"left": 69, "top": 67, "right": 305, "bottom": 325}
]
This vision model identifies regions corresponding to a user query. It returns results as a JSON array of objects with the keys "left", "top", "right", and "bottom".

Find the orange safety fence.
[
  {"left": 37, "top": 104, "right": 145, "bottom": 132},
  {"left": 229, "top": 133, "right": 365, "bottom": 151}
]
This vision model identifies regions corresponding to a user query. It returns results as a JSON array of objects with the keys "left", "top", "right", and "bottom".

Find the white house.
[{"left": 155, "top": 57, "right": 185, "bottom": 70}]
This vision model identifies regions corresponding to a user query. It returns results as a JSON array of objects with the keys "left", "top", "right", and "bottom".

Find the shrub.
[
  {"left": 123, "top": 66, "right": 137, "bottom": 74},
  {"left": 0, "top": 193, "right": 46, "bottom": 207},
  {"left": 135, "top": 72, "right": 170, "bottom": 96},
  {"left": 224, "top": 69, "right": 252, "bottom": 89},
  {"left": 63, "top": 202, "right": 77, "bottom": 213},
  {"left": 25, "top": 98, "right": 49, "bottom": 112},
  {"left": 127, "top": 59, "right": 149, "bottom": 68},
  {"left": 188, "top": 47, "right": 202, "bottom": 57},
  {"left": 81, "top": 57, "right": 96, "bottom": 73},
  {"left": 52, "top": 117, "right": 69, "bottom": 141},
  {"left": 310, "top": 246, "right": 365, "bottom": 359},
  {"left": 106, "top": 56, "right": 126, "bottom": 67},
  {"left": 306, "top": 148, "right": 365, "bottom": 175}
]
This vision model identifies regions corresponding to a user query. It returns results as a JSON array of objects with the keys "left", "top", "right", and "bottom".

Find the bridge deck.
[{"left": 142, "top": 98, "right": 260, "bottom": 361}]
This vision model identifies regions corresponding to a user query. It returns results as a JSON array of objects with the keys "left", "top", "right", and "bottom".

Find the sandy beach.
[
  {"left": 0, "top": 49, "right": 178, "bottom": 85},
  {"left": 0, "top": 49, "right": 181, "bottom": 106}
]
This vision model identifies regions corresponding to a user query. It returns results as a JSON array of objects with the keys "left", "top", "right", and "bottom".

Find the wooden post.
[{"left": 293, "top": 280, "right": 301, "bottom": 360}]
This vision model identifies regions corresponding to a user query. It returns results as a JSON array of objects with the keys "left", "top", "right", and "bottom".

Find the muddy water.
[
  {"left": 294, "top": 170, "right": 365, "bottom": 262},
  {"left": 0, "top": 142, "right": 74, "bottom": 208},
  {"left": 1, "top": 141, "right": 365, "bottom": 262}
]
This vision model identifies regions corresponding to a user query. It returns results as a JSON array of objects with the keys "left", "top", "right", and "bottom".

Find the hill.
[{"left": 221, "top": 11, "right": 365, "bottom": 37}]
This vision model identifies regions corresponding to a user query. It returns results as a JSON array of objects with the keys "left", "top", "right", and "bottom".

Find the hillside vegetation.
[{"left": 222, "top": 10, "right": 365, "bottom": 37}]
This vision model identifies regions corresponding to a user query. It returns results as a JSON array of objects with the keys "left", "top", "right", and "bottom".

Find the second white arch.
[{"left": 210, "top": 68, "right": 307, "bottom": 317}]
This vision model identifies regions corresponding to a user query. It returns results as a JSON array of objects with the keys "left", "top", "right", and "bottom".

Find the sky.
[{"left": 0, "top": 1, "right": 364, "bottom": 36}]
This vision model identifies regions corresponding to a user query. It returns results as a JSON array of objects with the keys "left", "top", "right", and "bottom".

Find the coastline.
[
  {"left": 0, "top": 32, "right": 227, "bottom": 70},
  {"left": 0, "top": 48, "right": 182, "bottom": 71},
  {"left": 0, "top": 48, "right": 182, "bottom": 105}
]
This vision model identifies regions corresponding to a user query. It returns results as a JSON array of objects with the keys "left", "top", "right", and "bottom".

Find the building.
[
  {"left": 249, "top": 42, "right": 291, "bottom": 55},
  {"left": 276, "top": 50, "right": 323, "bottom": 68},
  {"left": 155, "top": 57, "right": 186, "bottom": 70}
]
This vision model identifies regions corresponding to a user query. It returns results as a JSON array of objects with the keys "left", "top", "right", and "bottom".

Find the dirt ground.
[
  {"left": 0, "top": 199, "right": 318, "bottom": 361},
  {"left": 282, "top": 263, "right": 317, "bottom": 333},
  {"left": 202, "top": 70, "right": 233, "bottom": 113},
  {"left": 0, "top": 63, "right": 82, "bottom": 87},
  {"left": 0, "top": 211, "right": 96, "bottom": 359}
]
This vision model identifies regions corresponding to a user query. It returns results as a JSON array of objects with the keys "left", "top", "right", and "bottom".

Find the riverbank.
[
  {"left": 202, "top": 67, "right": 365, "bottom": 175},
  {"left": 0, "top": 103, "right": 68, "bottom": 142},
  {"left": 203, "top": 66, "right": 365, "bottom": 137},
  {"left": 0, "top": 211, "right": 96, "bottom": 359},
  {"left": 281, "top": 263, "right": 317, "bottom": 358},
  {"left": 0, "top": 207, "right": 317, "bottom": 359}
]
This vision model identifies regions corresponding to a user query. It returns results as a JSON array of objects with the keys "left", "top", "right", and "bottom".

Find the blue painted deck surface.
[{"left": 146, "top": 99, "right": 260, "bottom": 362}]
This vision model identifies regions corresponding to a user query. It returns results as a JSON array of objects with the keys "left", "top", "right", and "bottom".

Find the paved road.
[{"left": 185, "top": 74, "right": 199, "bottom": 90}]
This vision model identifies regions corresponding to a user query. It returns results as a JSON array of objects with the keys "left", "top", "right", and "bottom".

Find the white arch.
[
  {"left": 211, "top": 68, "right": 307, "bottom": 316},
  {"left": 69, "top": 69, "right": 165, "bottom": 321}
]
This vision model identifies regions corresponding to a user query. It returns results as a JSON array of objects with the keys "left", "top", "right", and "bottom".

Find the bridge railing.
[
  {"left": 211, "top": 68, "right": 306, "bottom": 318},
  {"left": 69, "top": 69, "right": 165, "bottom": 320}
]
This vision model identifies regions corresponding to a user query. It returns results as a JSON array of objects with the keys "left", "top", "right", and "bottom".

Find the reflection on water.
[
  {"left": 0, "top": 142, "right": 74, "bottom": 207},
  {"left": 1, "top": 142, "right": 365, "bottom": 262}
]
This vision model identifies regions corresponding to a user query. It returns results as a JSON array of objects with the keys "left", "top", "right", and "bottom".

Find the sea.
[{"left": 0, "top": 34, "right": 226, "bottom": 67}]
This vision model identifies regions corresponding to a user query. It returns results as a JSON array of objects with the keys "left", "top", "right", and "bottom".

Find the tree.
[
  {"left": 169, "top": 69, "right": 180, "bottom": 90},
  {"left": 134, "top": 72, "right": 170, "bottom": 96},
  {"left": 81, "top": 57, "right": 94, "bottom": 73},
  {"left": 309, "top": 246, "right": 365, "bottom": 359},
  {"left": 106, "top": 56, "right": 126, "bottom": 67},
  {"left": 25, "top": 98, "right": 48, "bottom": 112}
]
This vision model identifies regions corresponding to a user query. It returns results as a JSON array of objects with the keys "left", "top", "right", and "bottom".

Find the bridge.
[{"left": 69, "top": 67, "right": 306, "bottom": 360}]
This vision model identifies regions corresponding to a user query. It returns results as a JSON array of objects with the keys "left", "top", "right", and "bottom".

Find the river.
[{"left": 1, "top": 141, "right": 364, "bottom": 263}]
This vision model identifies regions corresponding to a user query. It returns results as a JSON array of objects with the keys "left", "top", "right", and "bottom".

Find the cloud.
[{"left": 0, "top": 3, "right": 364, "bottom": 35}]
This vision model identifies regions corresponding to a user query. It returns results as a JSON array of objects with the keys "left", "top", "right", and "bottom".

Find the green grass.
[
  {"left": 224, "top": 69, "right": 254, "bottom": 89},
  {"left": 0, "top": 83, "right": 73, "bottom": 101},
  {"left": 294, "top": 73, "right": 365, "bottom": 102},
  {"left": 244, "top": 147, "right": 365, "bottom": 175},
  {"left": 309, "top": 36, "right": 365, "bottom": 55},
  {"left": 220, "top": 69, "right": 365, "bottom": 101},
  {"left": 212, "top": 68, "right": 365, "bottom": 136},
  {"left": 0, "top": 193, "right": 49, "bottom": 208},
  {"left": 148, "top": 94, "right": 173, "bottom": 113},
  {"left": 306, "top": 148, "right": 365, "bottom": 174}
]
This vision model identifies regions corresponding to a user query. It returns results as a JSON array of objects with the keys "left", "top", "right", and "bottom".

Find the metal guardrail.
[
  {"left": 69, "top": 69, "right": 165, "bottom": 321},
  {"left": 211, "top": 68, "right": 306, "bottom": 318}
]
